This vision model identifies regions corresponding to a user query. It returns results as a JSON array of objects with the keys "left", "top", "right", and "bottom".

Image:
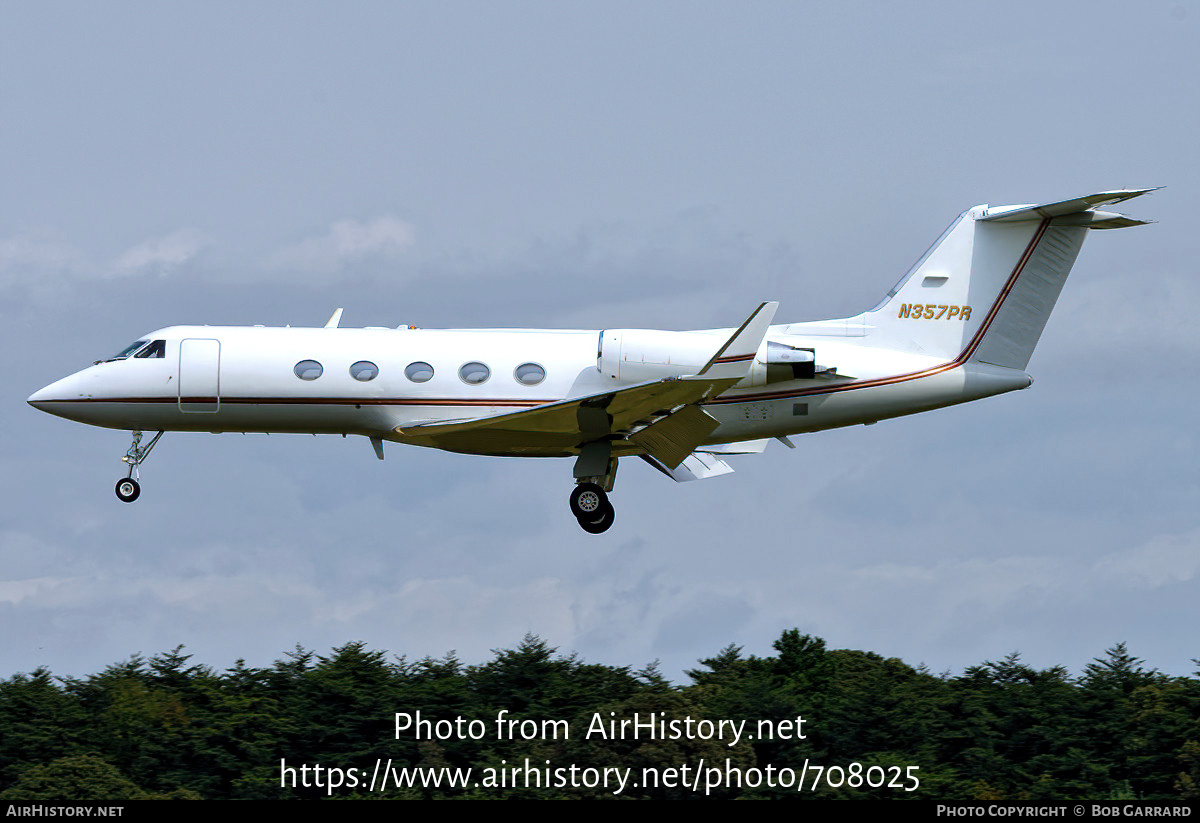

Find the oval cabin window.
[
  {"left": 459, "top": 362, "right": 490, "bottom": 384},
  {"left": 294, "top": 360, "right": 323, "bottom": 380},
  {"left": 514, "top": 363, "right": 545, "bottom": 385},
  {"left": 349, "top": 361, "right": 378, "bottom": 381},
  {"left": 404, "top": 362, "right": 434, "bottom": 383}
]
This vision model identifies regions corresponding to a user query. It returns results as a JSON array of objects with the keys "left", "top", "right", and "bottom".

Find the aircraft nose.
[
  {"left": 27, "top": 374, "right": 85, "bottom": 417},
  {"left": 27, "top": 382, "right": 58, "bottom": 408}
]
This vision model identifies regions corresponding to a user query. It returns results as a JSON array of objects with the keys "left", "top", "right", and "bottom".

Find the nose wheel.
[
  {"left": 115, "top": 477, "right": 141, "bottom": 503},
  {"left": 115, "top": 430, "right": 163, "bottom": 503}
]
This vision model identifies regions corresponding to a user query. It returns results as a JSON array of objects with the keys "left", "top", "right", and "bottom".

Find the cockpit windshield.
[
  {"left": 107, "top": 340, "right": 150, "bottom": 361},
  {"left": 103, "top": 339, "right": 165, "bottom": 362},
  {"left": 134, "top": 340, "right": 166, "bottom": 358}
]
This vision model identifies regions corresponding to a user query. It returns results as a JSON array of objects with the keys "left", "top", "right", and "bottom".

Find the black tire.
[
  {"left": 115, "top": 477, "right": 140, "bottom": 503},
  {"left": 578, "top": 502, "right": 615, "bottom": 534},
  {"left": 569, "top": 482, "right": 608, "bottom": 519}
]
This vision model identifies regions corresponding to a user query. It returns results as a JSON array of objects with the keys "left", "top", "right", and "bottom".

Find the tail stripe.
[
  {"left": 960, "top": 218, "right": 1051, "bottom": 362},
  {"left": 967, "top": 222, "right": 1086, "bottom": 369}
]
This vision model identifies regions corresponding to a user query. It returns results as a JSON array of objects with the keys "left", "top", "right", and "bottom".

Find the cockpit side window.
[
  {"left": 134, "top": 340, "right": 166, "bottom": 359},
  {"left": 106, "top": 340, "right": 150, "bottom": 361}
]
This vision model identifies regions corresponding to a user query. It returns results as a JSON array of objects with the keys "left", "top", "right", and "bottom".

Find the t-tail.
[{"left": 858, "top": 189, "right": 1156, "bottom": 369}]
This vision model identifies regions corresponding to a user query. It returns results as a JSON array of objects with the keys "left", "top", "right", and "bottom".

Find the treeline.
[{"left": 1, "top": 631, "right": 1197, "bottom": 800}]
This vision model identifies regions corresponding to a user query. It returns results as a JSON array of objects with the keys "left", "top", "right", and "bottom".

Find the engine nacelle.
[
  {"left": 597, "top": 329, "right": 722, "bottom": 382},
  {"left": 740, "top": 341, "right": 825, "bottom": 387},
  {"left": 597, "top": 331, "right": 832, "bottom": 386}
]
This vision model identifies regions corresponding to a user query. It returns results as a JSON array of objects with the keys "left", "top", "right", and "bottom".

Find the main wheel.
[
  {"left": 115, "top": 477, "right": 140, "bottom": 503},
  {"left": 569, "top": 482, "right": 607, "bottom": 519},
  {"left": 578, "top": 502, "right": 615, "bottom": 534}
]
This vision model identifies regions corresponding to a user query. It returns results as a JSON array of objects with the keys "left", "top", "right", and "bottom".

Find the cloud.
[
  {"left": 0, "top": 576, "right": 71, "bottom": 606},
  {"left": 1094, "top": 528, "right": 1200, "bottom": 588},
  {"left": 266, "top": 215, "right": 416, "bottom": 274},
  {"left": 108, "top": 229, "right": 209, "bottom": 277},
  {"left": 0, "top": 227, "right": 208, "bottom": 297},
  {"left": 0, "top": 229, "right": 85, "bottom": 285}
]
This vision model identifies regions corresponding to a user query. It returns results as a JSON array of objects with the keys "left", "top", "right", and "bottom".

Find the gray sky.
[{"left": 2, "top": 2, "right": 1197, "bottom": 683}]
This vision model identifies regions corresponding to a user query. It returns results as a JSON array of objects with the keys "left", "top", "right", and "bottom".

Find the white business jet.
[{"left": 28, "top": 189, "right": 1153, "bottom": 533}]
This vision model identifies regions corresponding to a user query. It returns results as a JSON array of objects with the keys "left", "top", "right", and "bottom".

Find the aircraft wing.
[
  {"left": 396, "top": 302, "right": 778, "bottom": 464},
  {"left": 395, "top": 375, "right": 736, "bottom": 458}
]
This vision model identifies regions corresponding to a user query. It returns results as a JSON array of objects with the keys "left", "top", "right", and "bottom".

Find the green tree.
[
  {"left": 0, "top": 755, "right": 149, "bottom": 802},
  {"left": 0, "top": 667, "right": 86, "bottom": 786}
]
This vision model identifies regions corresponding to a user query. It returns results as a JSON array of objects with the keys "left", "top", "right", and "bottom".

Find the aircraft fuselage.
[{"left": 28, "top": 323, "right": 1027, "bottom": 457}]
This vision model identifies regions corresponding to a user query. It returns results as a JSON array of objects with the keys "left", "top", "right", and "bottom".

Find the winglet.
[
  {"left": 324, "top": 308, "right": 344, "bottom": 328},
  {"left": 696, "top": 301, "right": 778, "bottom": 380}
]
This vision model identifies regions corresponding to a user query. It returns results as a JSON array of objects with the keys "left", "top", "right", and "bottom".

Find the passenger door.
[{"left": 178, "top": 338, "right": 220, "bottom": 413}]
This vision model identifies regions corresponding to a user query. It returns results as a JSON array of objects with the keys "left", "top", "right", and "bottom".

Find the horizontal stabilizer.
[
  {"left": 1061, "top": 211, "right": 1153, "bottom": 230},
  {"left": 640, "top": 451, "right": 734, "bottom": 482},
  {"left": 978, "top": 188, "right": 1158, "bottom": 224}
]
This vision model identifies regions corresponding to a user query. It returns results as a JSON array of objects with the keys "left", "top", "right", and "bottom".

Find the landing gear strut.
[
  {"left": 116, "top": 430, "right": 163, "bottom": 503},
  {"left": 571, "top": 442, "right": 617, "bottom": 533}
]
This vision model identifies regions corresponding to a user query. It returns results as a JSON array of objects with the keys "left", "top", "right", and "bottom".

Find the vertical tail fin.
[{"left": 861, "top": 189, "right": 1154, "bottom": 369}]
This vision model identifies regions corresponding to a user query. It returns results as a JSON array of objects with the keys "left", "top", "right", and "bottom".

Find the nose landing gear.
[{"left": 116, "top": 430, "right": 163, "bottom": 503}]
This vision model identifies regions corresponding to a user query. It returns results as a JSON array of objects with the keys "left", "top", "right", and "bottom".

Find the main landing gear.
[
  {"left": 571, "top": 442, "right": 617, "bottom": 534},
  {"left": 570, "top": 483, "right": 615, "bottom": 534},
  {"left": 116, "top": 430, "right": 163, "bottom": 503}
]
